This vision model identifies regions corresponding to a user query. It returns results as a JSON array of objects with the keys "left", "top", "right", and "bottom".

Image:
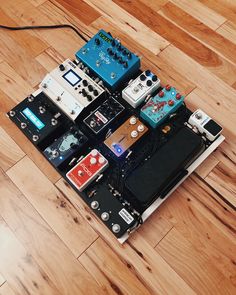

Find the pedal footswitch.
[{"left": 66, "top": 149, "right": 109, "bottom": 191}]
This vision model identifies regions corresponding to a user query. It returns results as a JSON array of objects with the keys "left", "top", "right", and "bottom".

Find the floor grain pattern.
[{"left": 0, "top": 0, "right": 235, "bottom": 294}]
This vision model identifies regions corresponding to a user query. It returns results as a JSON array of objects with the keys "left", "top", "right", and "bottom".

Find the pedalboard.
[
  {"left": 104, "top": 116, "right": 148, "bottom": 157},
  {"left": 43, "top": 126, "right": 88, "bottom": 167},
  {"left": 122, "top": 70, "right": 161, "bottom": 108},
  {"left": 76, "top": 30, "right": 140, "bottom": 90},
  {"left": 83, "top": 96, "right": 124, "bottom": 134},
  {"left": 8, "top": 29, "right": 224, "bottom": 242},
  {"left": 66, "top": 149, "right": 109, "bottom": 191},
  {"left": 140, "top": 85, "right": 185, "bottom": 128},
  {"left": 188, "top": 109, "right": 222, "bottom": 141},
  {"left": 40, "top": 59, "right": 105, "bottom": 121}
]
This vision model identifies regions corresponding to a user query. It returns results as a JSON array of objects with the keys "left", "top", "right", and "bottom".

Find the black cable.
[{"left": 0, "top": 24, "right": 88, "bottom": 42}]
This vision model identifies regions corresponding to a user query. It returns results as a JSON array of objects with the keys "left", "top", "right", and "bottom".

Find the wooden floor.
[{"left": 0, "top": 0, "right": 235, "bottom": 294}]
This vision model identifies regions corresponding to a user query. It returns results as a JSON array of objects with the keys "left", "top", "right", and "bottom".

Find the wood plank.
[
  {"left": 0, "top": 217, "right": 61, "bottom": 295},
  {"left": 159, "top": 2, "right": 236, "bottom": 66},
  {"left": 199, "top": 0, "right": 236, "bottom": 26},
  {"left": 28, "top": 0, "right": 47, "bottom": 6},
  {"left": 0, "top": 8, "right": 48, "bottom": 57},
  {"left": 1, "top": 0, "right": 86, "bottom": 58},
  {"left": 195, "top": 153, "right": 219, "bottom": 179},
  {"left": 0, "top": 90, "right": 61, "bottom": 183},
  {"left": 0, "top": 171, "right": 104, "bottom": 295},
  {"left": 150, "top": 176, "right": 236, "bottom": 286},
  {"left": 205, "top": 162, "right": 236, "bottom": 208},
  {"left": 0, "top": 127, "right": 25, "bottom": 172},
  {"left": 185, "top": 88, "right": 236, "bottom": 139},
  {"left": 91, "top": 16, "right": 196, "bottom": 95},
  {"left": 52, "top": 0, "right": 100, "bottom": 25},
  {"left": 217, "top": 21, "right": 236, "bottom": 45},
  {"left": 155, "top": 227, "right": 236, "bottom": 295},
  {"left": 6, "top": 156, "right": 98, "bottom": 257},
  {"left": 113, "top": 0, "right": 236, "bottom": 87},
  {"left": 0, "top": 283, "right": 16, "bottom": 295},
  {"left": 55, "top": 179, "right": 196, "bottom": 295},
  {"left": 139, "top": 0, "right": 168, "bottom": 11},
  {"left": 35, "top": 47, "right": 65, "bottom": 72},
  {"left": 79, "top": 238, "right": 152, "bottom": 295},
  {"left": 0, "top": 62, "right": 33, "bottom": 103},
  {"left": 170, "top": 0, "right": 226, "bottom": 30},
  {"left": 0, "top": 30, "right": 47, "bottom": 88},
  {"left": 86, "top": 0, "right": 170, "bottom": 55}
]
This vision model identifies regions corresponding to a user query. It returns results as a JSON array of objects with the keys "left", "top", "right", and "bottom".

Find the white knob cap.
[
  {"left": 131, "top": 130, "right": 138, "bottom": 138},
  {"left": 129, "top": 117, "right": 137, "bottom": 125},
  {"left": 90, "top": 157, "right": 97, "bottom": 165},
  {"left": 98, "top": 157, "right": 105, "bottom": 164},
  {"left": 137, "top": 124, "right": 145, "bottom": 132},
  {"left": 91, "top": 149, "right": 98, "bottom": 157}
]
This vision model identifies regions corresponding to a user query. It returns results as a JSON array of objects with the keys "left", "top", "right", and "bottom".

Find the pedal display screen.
[
  {"left": 22, "top": 107, "right": 45, "bottom": 130},
  {"left": 63, "top": 69, "right": 81, "bottom": 86}
]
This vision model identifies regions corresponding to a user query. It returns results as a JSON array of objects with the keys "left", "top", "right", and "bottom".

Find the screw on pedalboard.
[
  {"left": 32, "top": 135, "right": 39, "bottom": 142},
  {"left": 51, "top": 118, "right": 58, "bottom": 126},
  {"left": 9, "top": 110, "right": 15, "bottom": 117},
  {"left": 42, "top": 83, "right": 47, "bottom": 89},
  {"left": 27, "top": 95, "right": 34, "bottom": 102},
  {"left": 71, "top": 110, "right": 75, "bottom": 115},
  {"left": 112, "top": 224, "right": 121, "bottom": 233}
]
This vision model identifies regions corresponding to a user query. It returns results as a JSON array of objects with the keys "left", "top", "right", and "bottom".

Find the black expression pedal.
[
  {"left": 8, "top": 90, "right": 66, "bottom": 149},
  {"left": 43, "top": 126, "right": 88, "bottom": 167},
  {"left": 83, "top": 96, "right": 124, "bottom": 134}
]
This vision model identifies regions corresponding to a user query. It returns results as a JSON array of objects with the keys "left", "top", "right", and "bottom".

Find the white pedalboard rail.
[{"left": 40, "top": 59, "right": 105, "bottom": 121}]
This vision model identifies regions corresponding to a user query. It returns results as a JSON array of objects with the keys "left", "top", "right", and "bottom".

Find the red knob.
[
  {"left": 158, "top": 90, "right": 164, "bottom": 97},
  {"left": 176, "top": 93, "right": 181, "bottom": 100},
  {"left": 168, "top": 100, "right": 174, "bottom": 106},
  {"left": 165, "top": 84, "right": 171, "bottom": 91}
]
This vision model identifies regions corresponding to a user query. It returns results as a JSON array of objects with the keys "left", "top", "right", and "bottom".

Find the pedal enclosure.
[
  {"left": 40, "top": 59, "right": 105, "bottom": 121},
  {"left": 140, "top": 86, "right": 184, "bottom": 128},
  {"left": 76, "top": 30, "right": 140, "bottom": 90},
  {"left": 43, "top": 126, "right": 88, "bottom": 167},
  {"left": 8, "top": 91, "right": 66, "bottom": 148}
]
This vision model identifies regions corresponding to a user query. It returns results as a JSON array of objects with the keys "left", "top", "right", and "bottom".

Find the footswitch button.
[
  {"left": 101, "top": 212, "right": 110, "bottom": 221},
  {"left": 91, "top": 201, "right": 99, "bottom": 209},
  {"left": 112, "top": 224, "right": 121, "bottom": 233}
]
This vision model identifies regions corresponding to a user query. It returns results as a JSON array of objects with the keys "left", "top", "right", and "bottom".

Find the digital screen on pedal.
[
  {"left": 22, "top": 107, "right": 45, "bottom": 130},
  {"left": 63, "top": 69, "right": 81, "bottom": 86}
]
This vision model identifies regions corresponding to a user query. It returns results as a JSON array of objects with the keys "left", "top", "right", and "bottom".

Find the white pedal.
[
  {"left": 188, "top": 109, "right": 222, "bottom": 141},
  {"left": 40, "top": 59, "right": 105, "bottom": 121},
  {"left": 122, "top": 70, "right": 160, "bottom": 108}
]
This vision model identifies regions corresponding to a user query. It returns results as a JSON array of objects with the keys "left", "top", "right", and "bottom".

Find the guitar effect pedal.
[
  {"left": 40, "top": 59, "right": 105, "bottom": 121},
  {"left": 76, "top": 30, "right": 140, "bottom": 90},
  {"left": 188, "top": 109, "right": 222, "bottom": 141},
  {"left": 140, "top": 85, "right": 184, "bottom": 128},
  {"left": 104, "top": 116, "right": 148, "bottom": 157},
  {"left": 83, "top": 96, "right": 124, "bottom": 134},
  {"left": 122, "top": 70, "right": 161, "bottom": 108},
  {"left": 8, "top": 90, "right": 66, "bottom": 148},
  {"left": 43, "top": 126, "right": 88, "bottom": 167},
  {"left": 66, "top": 149, "right": 109, "bottom": 191}
]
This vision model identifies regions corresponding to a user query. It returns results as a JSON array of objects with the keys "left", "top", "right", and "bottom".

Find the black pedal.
[
  {"left": 8, "top": 91, "right": 67, "bottom": 149},
  {"left": 83, "top": 96, "right": 124, "bottom": 134},
  {"left": 85, "top": 185, "right": 138, "bottom": 238},
  {"left": 43, "top": 126, "right": 88, "bottom": 168}
]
